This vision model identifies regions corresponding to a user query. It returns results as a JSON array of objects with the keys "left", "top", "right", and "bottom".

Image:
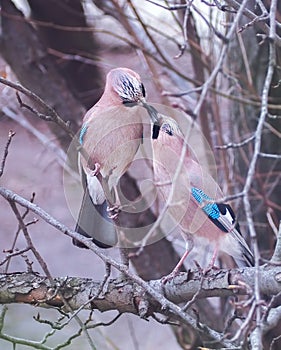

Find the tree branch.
[
  {"left": 1, "top": 266, "right": 281, "bottom": 313},
  {"left": 0, "top": 130, "right": 16, "bottom": 178}
]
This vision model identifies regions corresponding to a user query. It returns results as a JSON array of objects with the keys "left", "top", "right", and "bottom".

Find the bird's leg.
[
  {"left": 115, "top": 220, "right": 130, "bottom": 282},
  {"left": 202, "top": 246, "right": 219, "bottom": 275},
  {"left": 161, "top": 249, "right": 190, "bottom": 284},
  {"left": 119, "top": 247, "right": 130, "bottom": 268},
  {"left": 161, "top": 234, "right": 194, "bottom": 284},
  {"left": 107, "top": 184, "right": 136, "bottom": 219},
  {"left": 209, "top": 246, "right": 218, "bottom": 268},
  {"left": 107, "top": 186, "right": 122, "bottom": 219},
  {"left": 107, "top": 195, "right": 121, "bottom": 220}
]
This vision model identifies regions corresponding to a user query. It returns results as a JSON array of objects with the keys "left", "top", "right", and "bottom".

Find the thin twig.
[
  {"left": 0, "top": 77, "right": 87, "bottom": 160},
  {"left": 244, "top": 0, "right": 278, "bottom": 347},
  {"left": 0, "top": 247, "right": 31, "bottom": 267},
  {"left": 259, "top": 152, "right": 281, "bottom": 159},
  {"left": 8, "top": 201, "right": 53, "bottom": 280},
  {"left": 215, "top": 134, "right": 255, "bottom": 150},
  {"left": 4, "top": 192, "right": 36, "bottom": 273},
  {"left": 0, "top": 130, "right": 16, "bottom": 178},
  {"left": 6, "top": 197, "right": 96, "bottom": 348},
  {"left": 2, "top": 106, "right": 79, "bottom": 181},
  {"left": 193, "top": 0, "right": 249, "bottom": 117},
  {"left": 224, "top": 0, "right": 281, "bottom": 47}
]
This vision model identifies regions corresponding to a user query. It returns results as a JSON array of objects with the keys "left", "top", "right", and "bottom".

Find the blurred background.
[{"left": 0, "top": 0, "right": 280, "bottom": 349}]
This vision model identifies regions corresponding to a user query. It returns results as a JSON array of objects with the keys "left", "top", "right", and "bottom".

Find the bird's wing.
[
  {"left": 74, "top": 165, "right": 117, "bottom": 249},
  {"left": 191, "top": 187, "right": 254, "bottom": 266},
  {"left": 86, "top": 173, "right": 106, "bottom": 205},
  {"left": 214, "top": 203, "right": 254, "bottom": 267},
  {"left": 78, "top": 124, "right": 106, "bottom": 205}
]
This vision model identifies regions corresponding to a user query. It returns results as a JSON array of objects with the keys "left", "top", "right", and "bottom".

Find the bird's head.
[
  {"left": 107, "top": 67, "right": 146, "bottom": 104},
  {"left": 102, "top": 68, "right": 160, "bottom": 125}
]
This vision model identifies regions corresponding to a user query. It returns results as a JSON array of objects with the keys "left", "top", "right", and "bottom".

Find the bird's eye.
[
  {"left": 141, "top": 83, "right": 146, "bottom": 97},
  {"left": 162, "top": 123, "right": 173, "bottom": 136}
]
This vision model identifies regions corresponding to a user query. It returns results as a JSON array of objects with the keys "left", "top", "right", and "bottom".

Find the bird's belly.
[
  {"left": 89, "top": 123, "right": 143, "bottom": 189},
  {"left": 102, "top": 140, "right": 141, "bottom": 190}
]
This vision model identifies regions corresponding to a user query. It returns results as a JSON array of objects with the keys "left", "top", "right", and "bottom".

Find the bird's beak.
[{"left": 141, "top": 102, "right": 161, "bottom": 124}]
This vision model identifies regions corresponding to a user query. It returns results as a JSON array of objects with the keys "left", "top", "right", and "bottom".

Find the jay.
[
  {"left": 152, "top": 114, "right": 254, "bottom": 274},
  {"left": 74, "top": 67, "right": 158, "bottom": 249}
]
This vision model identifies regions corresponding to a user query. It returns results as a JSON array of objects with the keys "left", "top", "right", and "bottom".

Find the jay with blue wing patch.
[
  {"left": 152, "top": 115, "right": 254, "bottom": 277},
  {"left": 74, "top": 67, "right": 159, "bottom": 249}
]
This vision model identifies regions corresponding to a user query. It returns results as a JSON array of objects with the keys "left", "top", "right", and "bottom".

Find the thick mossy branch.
[{"left": 1, "top": 267, "right": 281, "bottom": 315}]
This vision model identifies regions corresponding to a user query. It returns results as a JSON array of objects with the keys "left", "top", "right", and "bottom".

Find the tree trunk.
[
  {"left": 28, "top": 0, "right": 103, "bottom": 109},
  {"left": 0, "top": 0, "right": 84, "bottom": 152}
]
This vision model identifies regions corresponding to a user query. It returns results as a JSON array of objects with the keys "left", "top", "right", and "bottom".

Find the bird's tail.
[
  {"left": 73, "top": 189, "right": 117, "bottom": 249},
  {"left": 233, "top": 240, "right": 255, "bottom": 268}
]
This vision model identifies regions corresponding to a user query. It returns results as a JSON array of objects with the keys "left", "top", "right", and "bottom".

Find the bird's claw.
[
  {"left": 161, "top": 269, "right": 180, "bottom": 284},
  {"left": 107, "top": 205, "right": 120, "bottom": 220},
  {"left": 202, "top": 264, "right": 219, "bottom": 276},
  {"left": 89, "top": 163, "right": 100, "bottom": 177},
  {"left": 106, "top": 203, "right": 133, "bottom": 220}
]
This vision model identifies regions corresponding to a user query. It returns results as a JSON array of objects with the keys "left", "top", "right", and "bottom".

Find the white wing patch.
[
  {"left": 221, "top": 207, "right": 234, "bottom": 225},
  {"left": 87, "top": 175, "right": 106, "bottom": 205}
]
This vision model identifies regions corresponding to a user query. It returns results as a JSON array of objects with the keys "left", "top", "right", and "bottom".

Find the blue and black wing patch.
[
  {"left": 191, "top": 187, "right": 239, "bottom": 233},
  {"left": 191, "top": 187, "right": 254, "bottom": 266},
  {"left": 191, "top": 187, "right": 220, "bottom": 219},
  {"left": 79, "top": 124, "right": 88, "bottom": 145}
]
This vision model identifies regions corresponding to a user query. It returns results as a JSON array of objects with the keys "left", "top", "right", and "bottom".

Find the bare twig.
[
  {"left": 0, "top": 77, "right": 86, "bottom": 159},
  {"left": 5, "top": 194, "right": 96, "bottom": 348},
  {"left": 193, "top": 0, "right": 249, "bottom": 117},
  {"left": 8, "top": 200, "right": 53, "bottom": 280},
  {"left": 215, "top": 134, "right": 255, "bottom": 150},
  {"left": 144, "top": 0, "right": 188, "bottom": 11},
  {"left": 230, "top": 298, "right": 257, "bottom": 342},
  {"left": 244, "top": 0, "right": 278, "bottom": 348},
  {"left": 0, "top": 77, "right": 66, "bottom": 130},
  {"left": 259, "top": 152, "right": 281, "bottom": 159},
  {"left": 2, "top": 106, "right": 79, "bottom": 181},
  {"left": 224, "top": 0, "right": 281, "bottom": 47},
  {"left": 0, "top": 247, "right": 30, "bottom": 267},
  {"left": 4, "top": 192, "right": 36, "bottom": 273},
  {"left": 0, "top": 130, "right": 16, "bottom": 178}
]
